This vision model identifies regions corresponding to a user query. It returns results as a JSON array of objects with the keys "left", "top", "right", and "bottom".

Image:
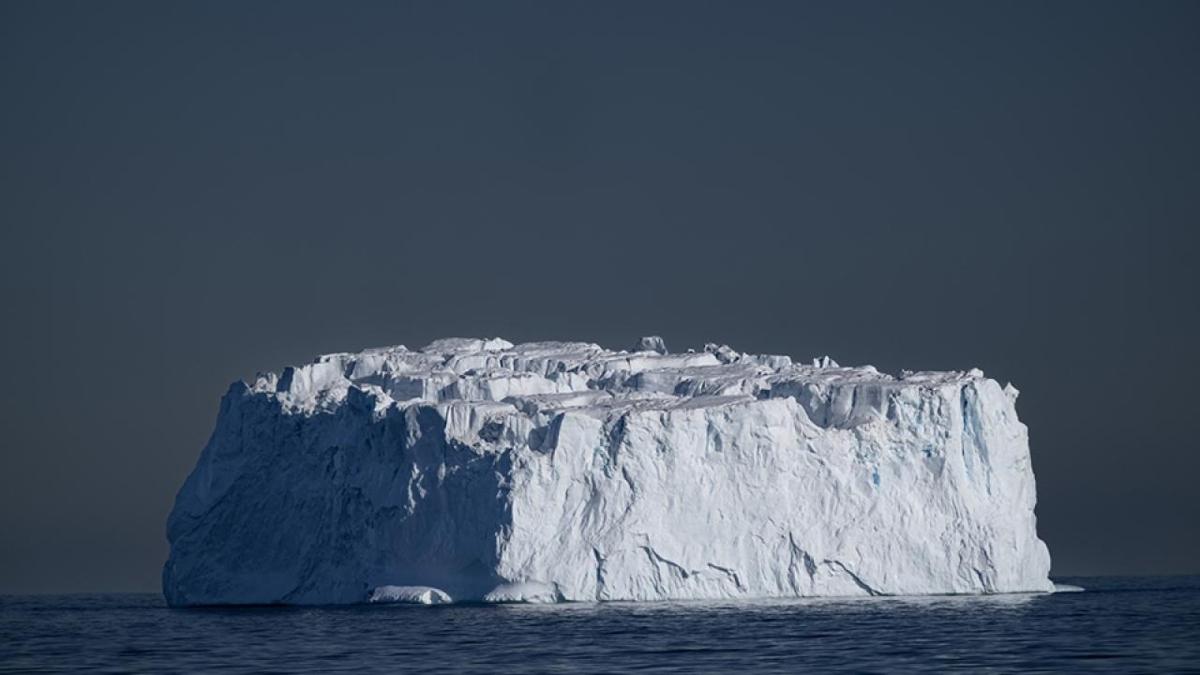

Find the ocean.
[{"left": 2, "top": 576, "right": 1197, "bottom": 673}]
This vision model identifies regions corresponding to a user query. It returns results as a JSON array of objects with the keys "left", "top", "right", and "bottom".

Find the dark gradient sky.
[{"left": 2, "top": 1, "right": 1198, "bottom": 592}]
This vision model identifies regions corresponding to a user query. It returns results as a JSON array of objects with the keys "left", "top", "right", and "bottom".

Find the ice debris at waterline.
[{"left": 163, "top": 336, "right": 1053, "bottom": 606}]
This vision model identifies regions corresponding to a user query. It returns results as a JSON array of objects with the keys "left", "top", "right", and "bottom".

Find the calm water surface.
[{"left": 2, "top": 576, "right": 1198, "bottom": 673}]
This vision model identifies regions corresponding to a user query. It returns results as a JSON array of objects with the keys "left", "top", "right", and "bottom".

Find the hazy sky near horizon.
[{"left": 2, "top": 1, "right": 1198, "bottom": 593}]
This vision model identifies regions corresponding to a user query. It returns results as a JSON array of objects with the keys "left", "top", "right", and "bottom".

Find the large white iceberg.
[{"left": 163, "top": 336, "right": 1052, "bottom": 606}]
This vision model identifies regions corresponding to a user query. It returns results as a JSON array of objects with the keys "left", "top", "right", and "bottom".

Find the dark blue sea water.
[{"left": 2, "top": 577, "right": 1198, "bottom": 673}]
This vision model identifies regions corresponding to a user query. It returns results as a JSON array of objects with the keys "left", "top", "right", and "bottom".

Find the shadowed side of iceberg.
[{"left": 164, "top": 390, "right": 515, "bottom": 606}]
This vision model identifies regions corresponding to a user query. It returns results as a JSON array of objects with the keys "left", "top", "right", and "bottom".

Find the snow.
[{"left": 163, "top": 336, "right": 1053, "bottom": 606}]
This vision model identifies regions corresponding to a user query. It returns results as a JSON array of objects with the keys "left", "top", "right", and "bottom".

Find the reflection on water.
[{"left": 1, "top": 576, "right": 1197, "bottom": 673}]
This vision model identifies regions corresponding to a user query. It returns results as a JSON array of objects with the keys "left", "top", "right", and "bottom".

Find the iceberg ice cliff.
[{"left": 163, "top": 337, "right": 1052, "bottom": 606}]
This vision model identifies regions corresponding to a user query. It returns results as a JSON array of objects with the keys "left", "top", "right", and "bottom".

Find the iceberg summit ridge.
[{"left": 163, "top": 336, "right": 1053, "bottom": 606}]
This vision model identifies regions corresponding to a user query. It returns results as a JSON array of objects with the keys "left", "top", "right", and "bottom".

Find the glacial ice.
[{"left": 163, "top": 336, "right": 1053, "bottom": 606}]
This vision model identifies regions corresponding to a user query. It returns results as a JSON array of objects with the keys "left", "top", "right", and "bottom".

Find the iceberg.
[{"left": 163, "top": 336, "right": 1053, "bottom": 606}]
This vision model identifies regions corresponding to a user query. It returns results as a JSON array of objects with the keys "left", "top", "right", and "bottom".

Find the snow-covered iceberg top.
[{"left": 163, "top": 336, "right": 1053, "bottom": 606}]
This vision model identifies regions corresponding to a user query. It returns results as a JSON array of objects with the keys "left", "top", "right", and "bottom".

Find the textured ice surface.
[{"left": 163, "top": 336, "right": 1053, "bottom": 606}]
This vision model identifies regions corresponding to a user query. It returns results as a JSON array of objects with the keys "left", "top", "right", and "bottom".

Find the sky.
[{"left": 1, "top": 1, "right": 1197, "bottom": 593}]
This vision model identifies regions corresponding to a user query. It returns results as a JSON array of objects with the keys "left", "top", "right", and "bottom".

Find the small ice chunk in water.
[
  {"left": 369, "top": 585, "right": 452, "bottom": 605},
  {"left": 483, "top": 581, "right": 562, "bottom": 604}
]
